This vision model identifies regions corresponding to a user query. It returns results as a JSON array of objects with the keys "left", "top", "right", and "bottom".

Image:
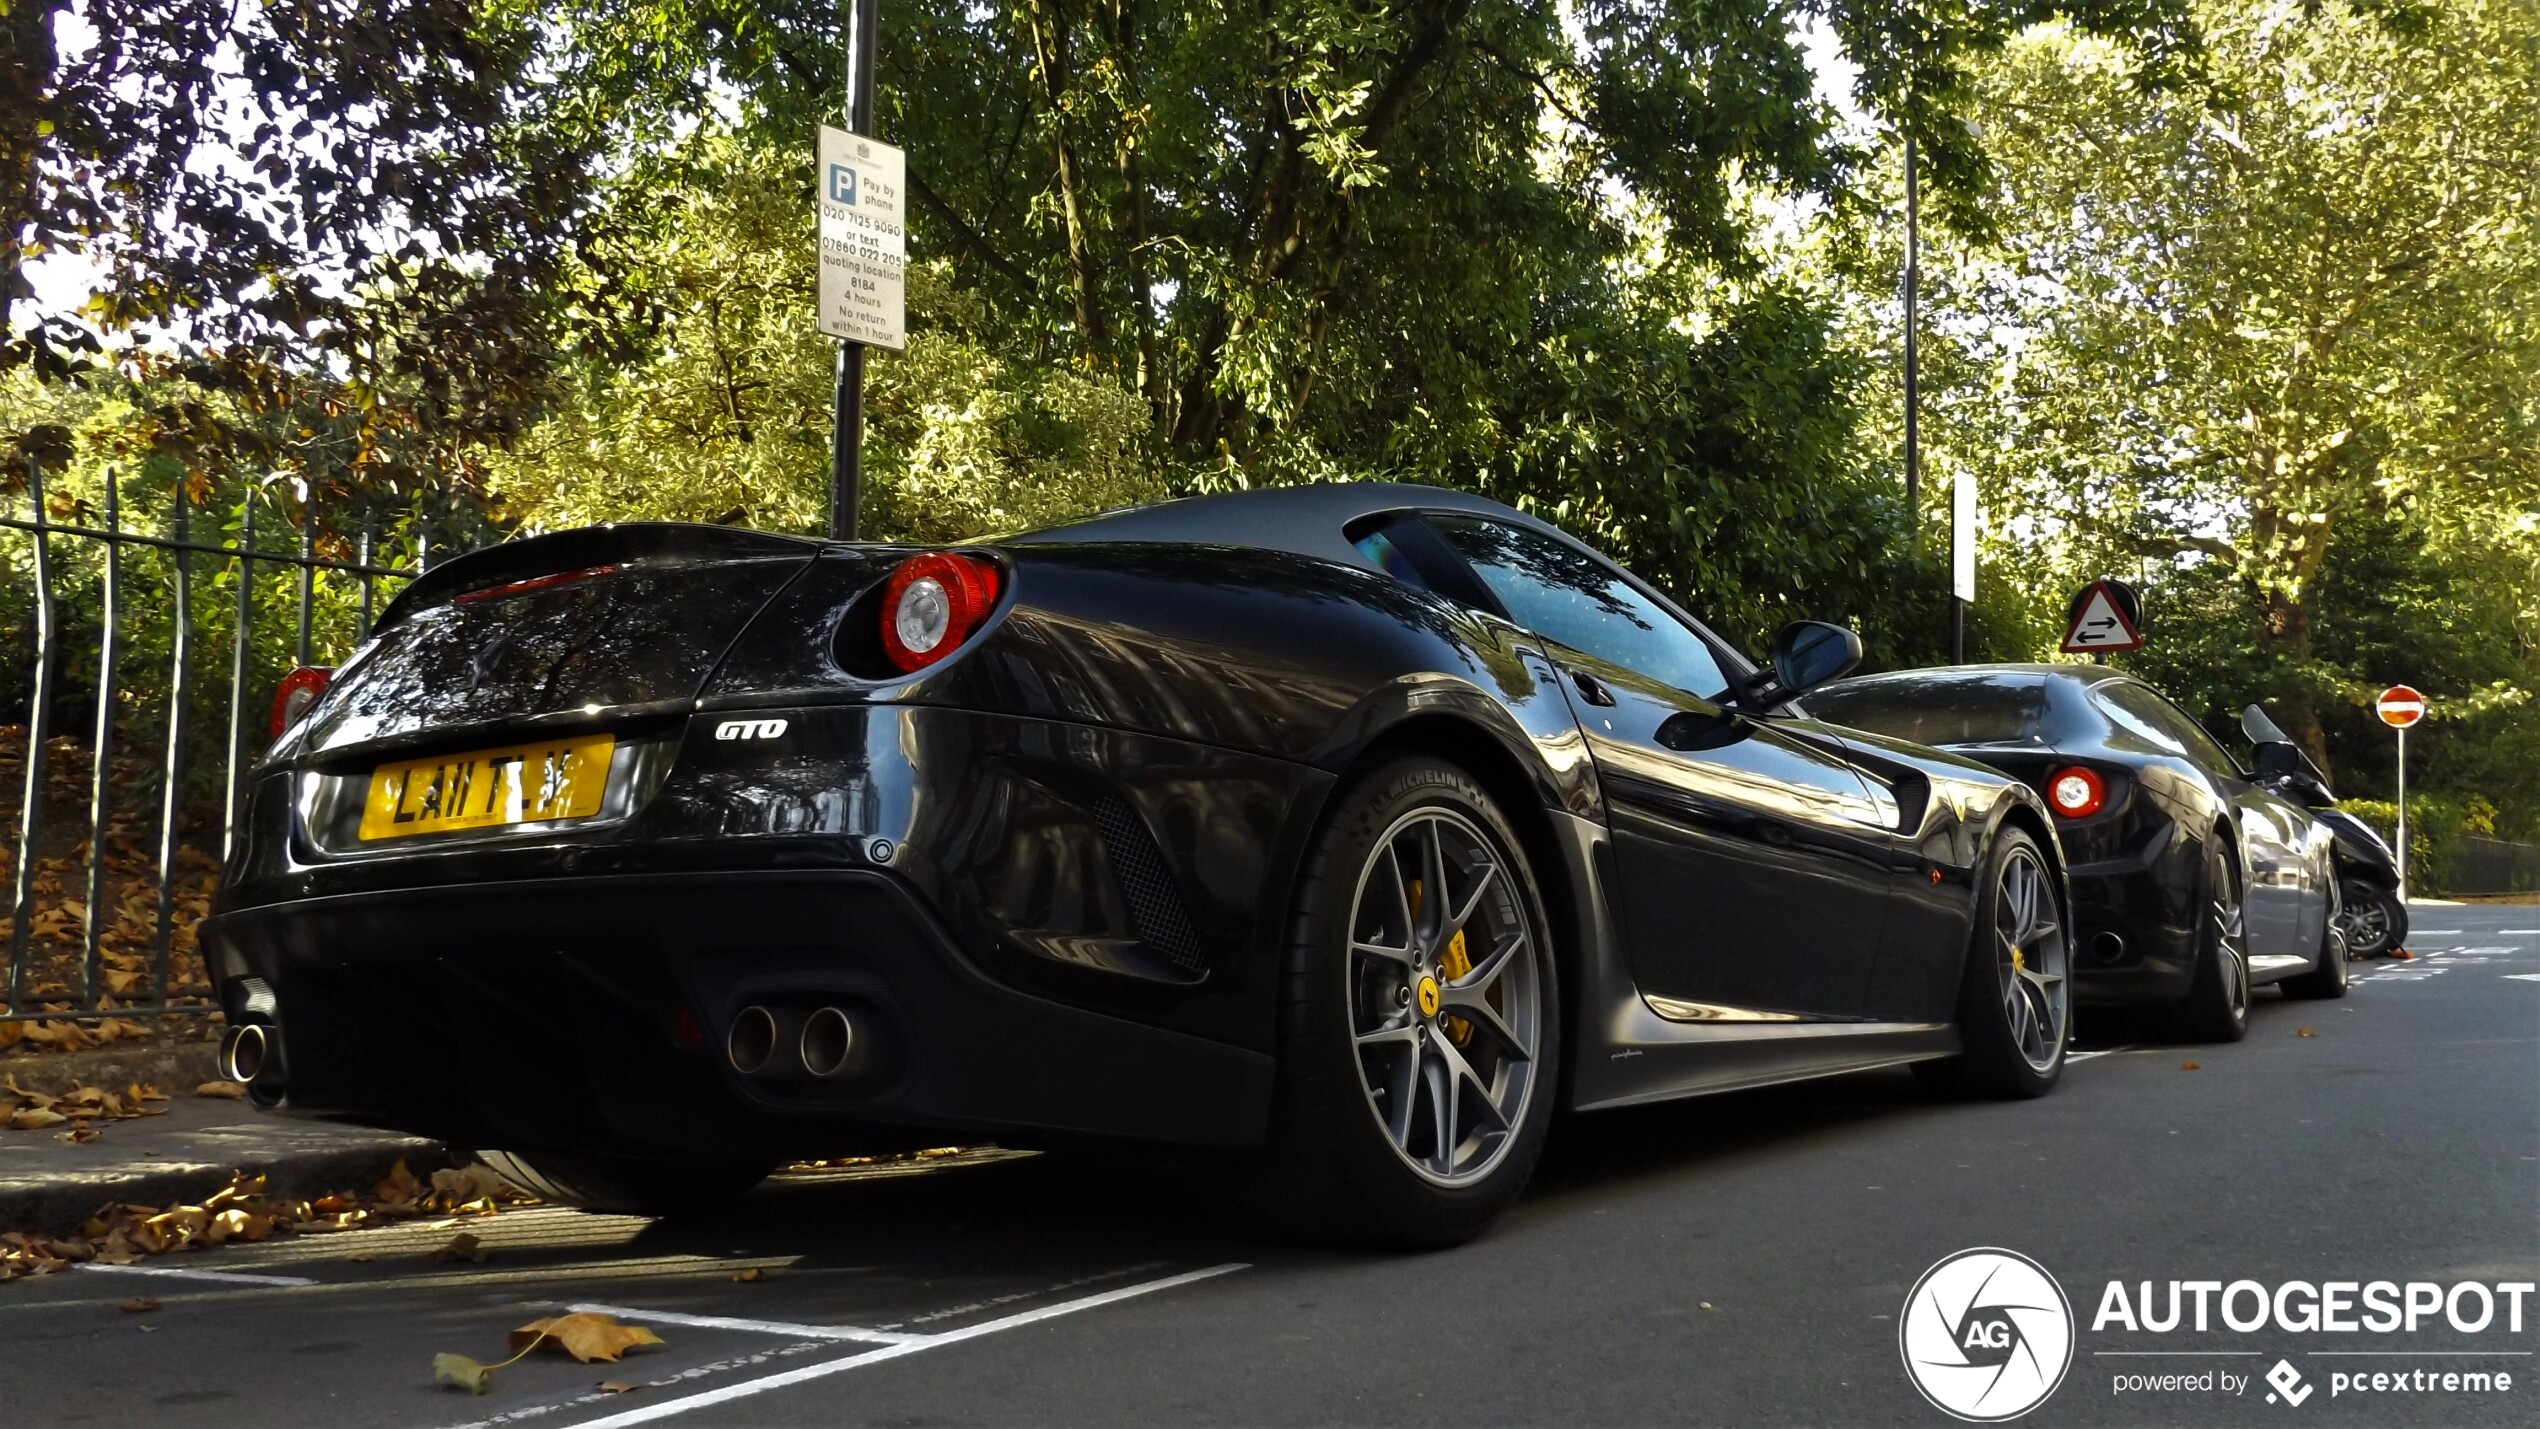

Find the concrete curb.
[
  {"left": 1, "top": 1099, "right": 457, "bottom": 1237},
  {"left": 0, "top": 1037, "right": 223, "bottom": 1099},
  {"left": 1, "top": 1135, "right": 458, "bottom": 1239}
]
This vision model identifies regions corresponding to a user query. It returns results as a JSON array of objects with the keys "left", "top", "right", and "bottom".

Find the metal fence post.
[
  {"left": 357, "top": 511, "right": 376, "bottom": 640},
  {"left": 222, "top": 491, "right": 254, "bottom": 860},
  {"left": 9, "top": 460, "right": 59, "bottom": 1012},
  {"left": 80, "top": 473, "right": 121, "bottom": 1007},
  {"left": 155, "top": 487, "right": 191, "bottom": 1006},
  {"left": 296, "top": 488, "right": 315, "bottom": 667}
]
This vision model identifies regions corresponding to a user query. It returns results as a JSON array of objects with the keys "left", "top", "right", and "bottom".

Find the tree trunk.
[
  {"left": 1021, "top": 0, "right": 1104, "bottom": 364},
  {"left": 0, "top": 1, "right": 63, "bottom": 355}
]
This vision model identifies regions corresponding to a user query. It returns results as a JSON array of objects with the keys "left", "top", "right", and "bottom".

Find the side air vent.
[{"left": 1091, "top": 796, "right": 1205, "bottom": 976}]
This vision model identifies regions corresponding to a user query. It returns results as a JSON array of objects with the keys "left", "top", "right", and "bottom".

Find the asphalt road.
[{"left": 6, "top": 903, "right": 2533, "bottom": 1427}]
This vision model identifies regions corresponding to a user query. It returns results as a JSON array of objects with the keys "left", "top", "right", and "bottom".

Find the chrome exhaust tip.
[
  {"left": 800, "top": 1006, "right": 872, "bottom": 1080},
  {"left": 218, "top": 1023, "right": 272, "bottom": 1084},
  {"left": 727, "top": 1005, "right": 797, "bottom": 1078}
]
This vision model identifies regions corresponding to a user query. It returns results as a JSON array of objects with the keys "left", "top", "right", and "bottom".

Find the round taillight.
[
  {"left": 2046, "top": 765, "right": 2107, "bottom": 818},
  {"left": 879, "top": 552, "right": 1002, "bottom": 673},
  {"left": 269, "top": 665, "right": 333, "bottom": 737}
]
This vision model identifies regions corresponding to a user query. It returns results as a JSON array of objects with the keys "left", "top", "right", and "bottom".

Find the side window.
[
  {"left": 2095, "top": 683, "right": 2240, "bottom": 777},
  {"left": 2146, "top": 690, "right": 2246, "bottom": 777},
  {"left": 1426, "top": 515, "right": 1728, "bottom": 699}
]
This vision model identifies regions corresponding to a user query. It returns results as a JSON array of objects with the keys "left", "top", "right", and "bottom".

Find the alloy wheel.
[
  {"left": 1996, "top": 847, "right": 2070, "bottom": 1072},
  {"left": 2337, "top": 886, "right": 2391, "bottom": 956},
  {"left": 2213, "top": 868, "right": 2251, "bottom": 1020},
  {"left": 1346, "top": 806, "right": 1544, "bottom": 1188}
]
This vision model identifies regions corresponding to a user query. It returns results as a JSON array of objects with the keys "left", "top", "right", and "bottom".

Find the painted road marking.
[
  {"left": 2067, "top": 1046, "right": 2138, "bottom": 1062},
  {"left": 562, "top": 1303, "right": 924, "bottom": 1346},
  {"left": 2498, "top": 929, "right": 2540, "bottom": 935},
  {"left": 75, "top": 1262, "right": 317, "bottom": 1287},
  {"left": 546, "top": 1263, "right": 1248, "bottom": 1429},
  {"left": 2506, "top": 974, "right": 2540, "bottom": 982}
]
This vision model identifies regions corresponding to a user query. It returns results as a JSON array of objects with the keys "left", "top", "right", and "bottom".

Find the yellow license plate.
[{"left": 357, "top": 735, "right": 617, "bottom": 841}]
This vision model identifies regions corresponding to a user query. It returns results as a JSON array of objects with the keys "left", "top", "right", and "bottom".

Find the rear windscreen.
[{"left": 1805, "top": 675, "right": 2050, "bottom": 746}]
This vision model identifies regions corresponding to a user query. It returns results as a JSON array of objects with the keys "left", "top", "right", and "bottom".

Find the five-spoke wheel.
[
  {"left": 1994, "top": 845, "right": 2070, "bottom": 1075},
  {"left": 1346, "top": 807, "right": 1544, "bottom": 1187}
]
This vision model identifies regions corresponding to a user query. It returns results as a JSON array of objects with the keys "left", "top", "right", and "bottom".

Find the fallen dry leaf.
[
  {"left": 118, "top": 1296, "right": 160, "bottom": 1314},
  {"left": 731, "top": 1266, "right": 768, "bottom": 1283},
  {"left": 9, "top": 1107, "right": 68, "bottom": 1130},
  {"left": 597, "top": 1381, "right": 642, "bottom": 1395},
  {"left": 509, "top": 1312, "right": 665, "bottom": 1365},
  {"left": 193, "top": 1081, "right": 246, "bottom": 1100},
  {"left": 2181, "top": 1061, "right": 2201, "bottom": 1071},
  {"left": 376, "top": 1157, "right": 422, "bottom": 1206},
  {"left": 2296, "top": 1025, "right": 2316, "bottom": 1038},
  {"left": 433, "top": 1231, "right": 488, "bottom": 1264},
  {"left": 432, "top": 1352, "right": 492, "bottom": 1396}
]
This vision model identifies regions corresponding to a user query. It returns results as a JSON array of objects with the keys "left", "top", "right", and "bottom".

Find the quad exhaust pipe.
[{"left": 726, "top": 1004, "right": 875, "bottom": 1081}]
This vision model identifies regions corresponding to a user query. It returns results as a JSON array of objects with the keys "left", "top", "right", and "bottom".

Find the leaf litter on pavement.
[
  {"left": 0, "top": 1157, "right": 537, "bottom": 1281},
  {"left": 435, "top": 1312, "right": 666, "bottom": 1396},
  {"left": 4, "top": 1075, "right": 169, "bottom": 1141}
]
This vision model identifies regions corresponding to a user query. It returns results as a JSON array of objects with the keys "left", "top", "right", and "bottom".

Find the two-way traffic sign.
[{"left": 2059, "top": 579, "right": 2143, "bottom": 653}]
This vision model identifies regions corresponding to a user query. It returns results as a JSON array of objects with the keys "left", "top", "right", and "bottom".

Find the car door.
[{"left": 1418, "top": 514, "right": 1897, "bottom": 1019}]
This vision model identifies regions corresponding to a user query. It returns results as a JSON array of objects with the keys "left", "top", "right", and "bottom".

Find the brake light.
[
  {"left": 2046, "top": 765, "right": 2107, "bottom": 818},
  {"left": 270, "top": 665, "right": 333, "bottom": 737},
  {"left": 454, "top": 563, "right": 623, "bottom": 605},
  {"left": 879, "top": 553, "right": 1002, "bottom": 673}
]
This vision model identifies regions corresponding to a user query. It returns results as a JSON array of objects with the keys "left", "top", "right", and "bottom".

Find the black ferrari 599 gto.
[
  {"left": 206, "top": 484, "right": 2070, "bottom": 1247},
  {"left": 1806, "top": 664, "right": 2350, "bottom": 1044}
]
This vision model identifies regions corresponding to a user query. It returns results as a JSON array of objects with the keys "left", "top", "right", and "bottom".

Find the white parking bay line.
[
  {"left": 561, "top": 1263, "right": 1248, "bottom": 1428},
  {"left": 563, "top": 1303, "right": 925, "bottom": 1346},
  {"left": 2506, "top": 974, "right": 2540, "bottom": 982},
  {"left": 75, "top": 1262, "right": 317, "bottom": 1287}
]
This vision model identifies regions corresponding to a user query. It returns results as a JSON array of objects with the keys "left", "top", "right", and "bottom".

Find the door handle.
[{"left": 1568, "top": 670, "right": 1617, "bottom": 707}]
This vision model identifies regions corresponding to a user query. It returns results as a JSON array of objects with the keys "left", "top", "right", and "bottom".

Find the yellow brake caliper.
[{"left": 1412, "top": 878, "right": 1477, "bottom": 1048}]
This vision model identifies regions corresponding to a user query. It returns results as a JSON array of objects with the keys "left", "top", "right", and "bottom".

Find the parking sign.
[{"left": 817, "top": 125, "right": 905, "bottom": 350}]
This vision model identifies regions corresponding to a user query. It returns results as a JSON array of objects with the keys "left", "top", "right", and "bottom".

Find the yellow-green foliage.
[{"left": 480, "top": 134, "right": 1167, "bottom": 543}]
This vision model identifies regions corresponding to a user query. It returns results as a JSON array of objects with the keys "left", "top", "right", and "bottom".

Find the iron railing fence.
[
  {"left": 2451, "top": 835, "right": 2540, "bottom": 897},
  {"left": 3, "top": 459, "right": 468, "bottom": 1024}
]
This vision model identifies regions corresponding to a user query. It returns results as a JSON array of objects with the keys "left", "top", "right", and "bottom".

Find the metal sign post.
[
  {"left": 2376, "top": 685, "right": 2427, "bottom": 902},
  {"left": 826, "top": 0, "right": 888, "bottom": 541},
  {"left": 1902, "top": 137, "right": 1920, "bottom": 541},
  {"left": 1950, "top": 471, "right": 1974, "bottom": 662}
]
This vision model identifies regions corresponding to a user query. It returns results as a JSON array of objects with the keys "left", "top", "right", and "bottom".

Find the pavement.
[{"left": 0, "top": 901, "right": 2532, "bottom": 1427}]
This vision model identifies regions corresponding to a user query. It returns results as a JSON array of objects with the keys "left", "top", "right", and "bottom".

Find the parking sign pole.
[
  {"left": 829, "top": 0, "right": 880, "bottom": 541},
  {"left": 1902, "top": 136, "right": 1919, "bottom": 544}
]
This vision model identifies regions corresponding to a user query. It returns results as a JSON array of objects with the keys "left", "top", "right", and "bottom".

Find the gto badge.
[{"left": 714, "top": 718, "right": 790, "bottom": 741}]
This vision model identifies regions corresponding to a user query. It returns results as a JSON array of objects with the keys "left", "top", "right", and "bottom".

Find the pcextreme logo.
[{"left": 1901, "top": 1248, "right": 2077, "bottom": 1422}]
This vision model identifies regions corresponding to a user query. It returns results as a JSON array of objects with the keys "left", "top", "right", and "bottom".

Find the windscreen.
[{"left": 1805, "top": 673, "right": 2050, "bottom": 746}]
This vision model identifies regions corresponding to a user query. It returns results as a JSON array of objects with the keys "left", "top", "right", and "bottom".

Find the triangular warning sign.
[{"left": 2060, "top": 583, "right": 2143, "bottom": 652}]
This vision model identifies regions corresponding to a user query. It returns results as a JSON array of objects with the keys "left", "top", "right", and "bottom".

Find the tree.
[
  {"left": 2, "top": 0, "right": 611, "bottom": 489},
  {"left": 1924, "top": 0, "right": 2540, "bottom": 767}
]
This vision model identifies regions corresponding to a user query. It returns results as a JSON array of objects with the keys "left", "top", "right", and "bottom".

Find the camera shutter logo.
[{"left": 1900, "top": 1248, "right": 2075, "bottom": 1421}]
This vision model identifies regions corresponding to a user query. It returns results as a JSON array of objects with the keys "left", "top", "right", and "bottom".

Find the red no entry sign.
[{"left": 2376, "top": 685, "right": 2426, "bottom": 728}]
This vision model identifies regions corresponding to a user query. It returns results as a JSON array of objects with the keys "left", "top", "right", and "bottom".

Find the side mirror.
[{"left": 1770, "top": 621, "right": 1864, "bottom": 697}]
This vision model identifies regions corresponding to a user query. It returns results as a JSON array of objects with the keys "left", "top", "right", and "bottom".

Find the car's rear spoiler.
[{"left": 374, "top": 522, "right": 827, "bottom": 635}]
